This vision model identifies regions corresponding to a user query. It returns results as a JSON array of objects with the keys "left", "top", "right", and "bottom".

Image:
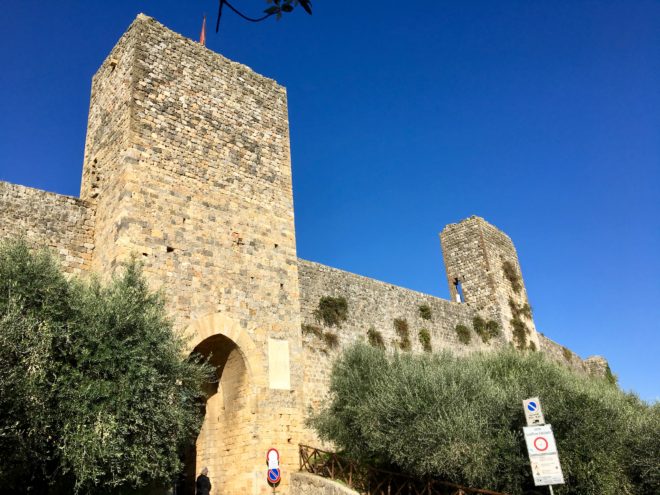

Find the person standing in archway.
[{"left": 196, "top": 467, "right": 212, "bottom": 495}]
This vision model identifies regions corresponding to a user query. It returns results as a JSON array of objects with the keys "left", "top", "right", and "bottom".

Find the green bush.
[
  {"left": 367, "top": 327, "right": 385, "bottom": 349},
  {"left": 309, "top": 343, "right": 658, "bottom": 495},
  {"left": 302, "top": 323, "right": 323, "bottom": 338},
  {"left": 314, "top": 296, "right": 349, "bottom": 327},
  {"left": 0, "top": 240, "right": 212, "bottom": 493},
  {"left": 418, "top": 304, "right": 432, "bottom": 320},
  {"left": 473, "top": 316, "right": 500, "bottom": 344},
  {"left": 455, "top": 324, "right": 471, "bottom": 344},
  {"left": 511, "top": 317, "right": 528, "bottom": 350},
  {"left": 502, "top": 261, "right": 522, "bottom": 293},
  {"left": 418, "top": 328, "right": 432, "bottom": 352},
  {"left": 323, "top": 331, "right": 339, "bottom": 349},
  {"left": 394, "top": 318, "right": 411, "bottom": 351}
]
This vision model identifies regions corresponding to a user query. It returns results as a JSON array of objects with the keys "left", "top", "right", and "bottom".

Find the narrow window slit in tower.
[
  {"left": 454, "top": 278, "right": 465, "bottom": 303},
  {"left": 166, "top": 246, "right": 175, "bottom": 253}
]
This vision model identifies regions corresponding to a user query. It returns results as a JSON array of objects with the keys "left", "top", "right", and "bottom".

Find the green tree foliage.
[
  {"left": 0, "top": 240, "right": 212, "bottom": 494},
  {"left": 309, "top": 343, "right": 659, "bottom": 495}
]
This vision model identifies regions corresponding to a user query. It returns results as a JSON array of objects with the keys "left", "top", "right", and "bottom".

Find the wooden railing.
[{"left": 299, "top": 444, "right": 510, "bottom": 495}]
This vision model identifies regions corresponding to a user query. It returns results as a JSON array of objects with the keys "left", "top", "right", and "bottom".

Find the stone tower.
[
  {"left": 81, "top": 15, "right": 303, "bottom": 494},
  {"left": 440, "top": 216, "right": 540, "bottom": 350}
]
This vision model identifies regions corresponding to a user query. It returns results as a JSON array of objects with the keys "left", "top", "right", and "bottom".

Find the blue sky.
[{"left": 1, "top": 1, "right": 658, "bottom": 401}]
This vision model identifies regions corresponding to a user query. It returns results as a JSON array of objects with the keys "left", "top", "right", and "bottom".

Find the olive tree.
[
  {"left": 309, "top": 343, "right": 658, "bottom": 495},
  {"left": 0, "top": 240, "right": 212, "bottom": 494}
]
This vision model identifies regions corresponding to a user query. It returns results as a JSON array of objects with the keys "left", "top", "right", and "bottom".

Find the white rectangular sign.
[
  {"left": 523, "top": 425, "right": 564, "bottom": 486},
  {"left": 523, "top": 397, "right": 545, "bottom": 426}
]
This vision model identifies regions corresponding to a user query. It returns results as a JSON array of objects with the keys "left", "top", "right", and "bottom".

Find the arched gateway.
[{"left": 180, "top": 314, "right": 267, "bottom": 495}]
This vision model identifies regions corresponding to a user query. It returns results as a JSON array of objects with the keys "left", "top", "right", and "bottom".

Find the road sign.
[
  {"left": 523, "top": 425, "right": 564, "bottom": 486},
  {"left": 523, "top": 397, "right": 545, "bottom": 426},
  {"left": 267, "top": 468, "right": 281, "bottom": 484},
  {"left": 266, "top": 448, "right": 281, "bottom": 485},
  {"left": 267, "top": 448, "right": 280, "bottom": 470}
]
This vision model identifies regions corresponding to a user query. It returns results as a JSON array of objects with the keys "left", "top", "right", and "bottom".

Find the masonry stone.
[{"left": 0, "top": 14, "right": 609, "bottom": 495}]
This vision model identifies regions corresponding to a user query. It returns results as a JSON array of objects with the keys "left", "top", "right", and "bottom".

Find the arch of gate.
[
  {"left": 182, "top": 313, "right": 267, "bottom": 494},
  {"left": 183, "top": 312, "right": 267, "bottom": 389}
]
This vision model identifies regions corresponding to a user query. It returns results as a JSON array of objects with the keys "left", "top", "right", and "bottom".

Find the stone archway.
[{"left": 181, "top": 314, "right": 266, "bottom": 495}]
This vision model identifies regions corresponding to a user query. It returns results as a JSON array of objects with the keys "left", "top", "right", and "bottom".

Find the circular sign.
[
  {"left": 527, "top": 401, "right": 538, "bottom": 412},
  {"left": 267, "top": 448, "right": 280, "bottom": 470},
  {"left": 268, "top": 468, "right": 281, "bottom": 484},
  {"left": 533, "top": 436, "right": 549, "bottom": 452}
]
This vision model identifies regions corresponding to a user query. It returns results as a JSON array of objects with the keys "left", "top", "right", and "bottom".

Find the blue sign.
[
  {"left": 268, "top": 468, "right": 281, "bottom": 484},
  {"left": 527, "top": 401, "right": 538, "bottom": 412}
]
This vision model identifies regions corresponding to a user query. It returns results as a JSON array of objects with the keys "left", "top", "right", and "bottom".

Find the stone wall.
[
  {"left": 291, "top": 472, "right": 360, "bottom": 495},
  {"left": 298, "top": 259, "right": 504, "bottom": 445},
  {"left": 538, "top": 333, "right": 587, "bottom": 373},
  {"left": 441, "top": 216, "right": 539, "bottom": 350},
  {"left": 0, "top": 181, "right": 95, "bottom": 274}
]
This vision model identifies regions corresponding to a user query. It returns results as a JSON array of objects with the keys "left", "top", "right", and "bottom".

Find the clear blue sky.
[{"left": 1, "top": 1, "right": 658, "bottom": 401}]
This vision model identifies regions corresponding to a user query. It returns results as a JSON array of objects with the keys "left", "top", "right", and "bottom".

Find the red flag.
[{"left": 200, "top": 15, "right": 207, "bottom": 45}]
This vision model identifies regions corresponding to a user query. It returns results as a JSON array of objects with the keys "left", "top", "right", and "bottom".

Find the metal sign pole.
[{"left": 548, "top": 485, "right": 554, "bottom": 495}]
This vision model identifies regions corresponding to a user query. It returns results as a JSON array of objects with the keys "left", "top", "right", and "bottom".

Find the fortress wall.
[
  {"left": 0, "top": 181, "right": 95, "bottom": 274},
  {"left": 297, "top": 258, "right": 507, "bottom": 444},
  {"left": 538, "top": 333, "right": 588, "bottom": 373}
]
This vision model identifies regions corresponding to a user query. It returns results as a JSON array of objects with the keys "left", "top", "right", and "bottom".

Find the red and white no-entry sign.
[
  {"left": 524, "top": 425, "right": 558, "bottom": 455},
  {"left": 533, "top": 436, "right": 549, "bottom": 452},
  {"left": 523, "top": 424, "right": 564, "bottom": 486}
]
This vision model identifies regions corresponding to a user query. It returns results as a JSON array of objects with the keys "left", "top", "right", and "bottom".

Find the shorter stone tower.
[{"left": 440, "top": 216, "right": 540, "bottom": 350}]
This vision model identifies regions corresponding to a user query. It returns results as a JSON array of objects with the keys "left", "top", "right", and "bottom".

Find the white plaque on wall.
[{"left": 268, "top": 338, "right": 291, "bottom": 390}]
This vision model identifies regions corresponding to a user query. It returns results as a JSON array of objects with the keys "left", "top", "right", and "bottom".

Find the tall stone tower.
[
  {"left": 81, "top": 15, "right": 303, "bottom": 494},
  {"left": 440, "top": 216, "right": 540, "bottom": 350}
]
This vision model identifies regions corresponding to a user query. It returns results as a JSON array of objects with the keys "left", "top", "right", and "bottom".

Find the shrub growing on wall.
[
  {"left": 314, "top": 296, "right": 349, "bottom": 327},
  {"left": 309, "top": 343, "right": 658, "bottom": 495},
  {"left": 502, "top": 261, "right": 522, "bottom": 293},
  {"left": 0, "top": 240, "right": 212, "bottom": 494},
  {"left": 418, "top": 304, "right": 432, "bottom": 320},
  {"left": 473, "top": 316, "right": 500, "bottom": 343},
  {"left": 393, "top": 318, "right": 411, "bottom": 351},
  {"left": 455, "top": 324, "right": 471, "bottom": 345},
  {"left": 418, "top": 328, "right": 432, "bottom": 352},
  {"left": 367, "top": 327, "right": 385, "bottom": 349}
]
